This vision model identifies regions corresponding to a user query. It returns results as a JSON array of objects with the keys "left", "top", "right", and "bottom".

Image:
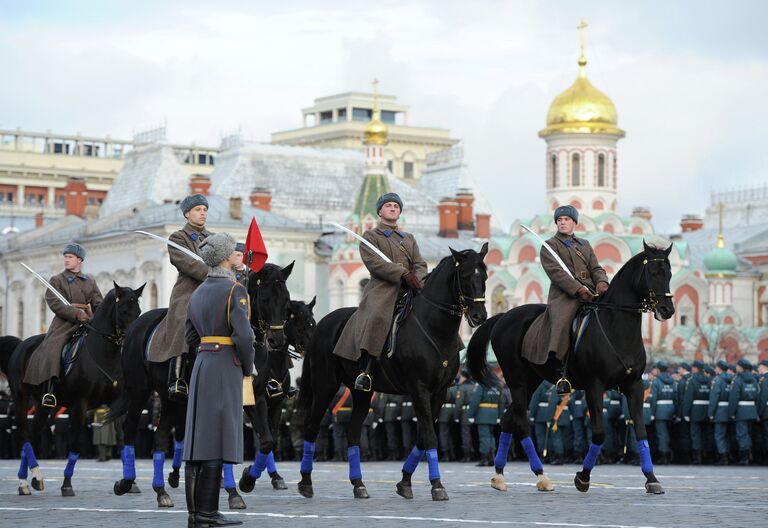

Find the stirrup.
[
  {"left": 286, "top": 386, "right": 299, "bottom": 399},
  {"left": 354, "top": 372, "right": 372, "bottom": 392},
  {"left": 266, "top": 379, "right": 284, "bottom": 399},
  {"left": 42, "top": 392, "right": 57, "bottom": 408},
  {"left": 168, "top": 379, "right": 189, "bottom": 401},
  {"left": 555, "top": 377, "right": 572, "bottom": 396}
]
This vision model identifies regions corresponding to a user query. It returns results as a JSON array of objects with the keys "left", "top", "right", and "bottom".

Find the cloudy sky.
[{"left": 2, "top": 1, "right": 767, "bottom": 232}]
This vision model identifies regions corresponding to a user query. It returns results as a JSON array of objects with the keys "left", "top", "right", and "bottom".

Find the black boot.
[
  {"left": 354, "top": 354, "right": 374, "bottom": 392},
  {"left": 42, "top": 378, "right": 57, "bottom": 408},
  {"left": 168, "top": 355, "right": 189, "bottom": 401},
  {"left": 738, "top": 450, "right": 751, "bottom": 466},
  {"left": 192, "top": 461, "right": 241, "bottom": 527},
  {"left": 185, "top": 462, "right": 201, "bottom": 526},
  {"left": 691, "top": 450, "right": 701, "bottom": 465}
]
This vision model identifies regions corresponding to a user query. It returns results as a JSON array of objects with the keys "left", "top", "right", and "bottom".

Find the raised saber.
[
  {"left": 330, "top": 222, "right": 392, "bottom": 263},
  {"left": 134, "top": 230, "right": 204, "bottom": 262},
  {"left": 520, "top": 224, "right": 595, "bottom": 296},
  {"left": 20, "top": 262, "right": 71, "bottom": 306}
]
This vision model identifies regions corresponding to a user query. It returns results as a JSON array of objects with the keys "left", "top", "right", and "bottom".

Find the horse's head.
[
  {"left": 449, "top": 242, "right": 489, "bottom": 328},
  {"left": 96, "top": 281, "right": 145, "bottom": 344},
  {"left": 640, "top": 241, "right": 675, "bottom": 321},
  {"left": 285, "top": 297, "right": 316, "bottom": 357},
  {"left": 248, "top": 261, "right": 293, "bottom": 350}
]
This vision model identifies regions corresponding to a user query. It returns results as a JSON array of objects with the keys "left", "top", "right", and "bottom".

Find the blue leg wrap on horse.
[
  {"left": 300, "top": 441, "right": 315, "bottom": 474},
  {"left": 494, "top": 432, "right": 513, "bottom": 469},
  {"left": 22, "top": 442, "right": 39, "bottom": 469},
  {"left": 266, "top": 451, "right": 277, "bottom": 474},
  {"left": 521, "top": 436, "right": 543, "bottom": 473},
  {"left": 64, "top": 452, "right": 79, "bottom": 478},
  {"left": 348, "top": 446, "right": 362, "bottom": 481},
  {"left": 249, "top": 451, "right": 268, "bottom": 479},
  {"left": 403, "top": 446, "right": 424, "bottom": 474},
  {"left": 152, "top": 451, "right": 165, "bottom": 488},
  {"left": 172, "top": 440, "right": 183, "bottom": 469},
  {"left": 583, "top": 443, "right": 602, "bottom": 471},
  {"left": 18, "top": 451, "right": 28, "bottom": 480},
  {"left": 426, "top": 448, "right": 440, "bottom": 481},
  {"left": 223, "top": 464, "right": 236, "bottom": 489},
  {"left": 122, "top": 445, "right": 136, "bottom": 480},
  {"left": 637, "top": 439, "right": 654, "bottom": 473}
]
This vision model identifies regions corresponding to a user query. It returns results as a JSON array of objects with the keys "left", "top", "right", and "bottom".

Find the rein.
[
  {"left": 416, "top": 256, "right": 485, "bottom": 328},
  {"left": 251, "top": 277, "right": 287, "bottom": 342},
  {"left": 80, "top": 292, "right": 127, "bottom": 387}
]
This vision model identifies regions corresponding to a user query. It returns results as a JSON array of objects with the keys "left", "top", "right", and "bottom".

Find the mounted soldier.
[
  {"left": 522, "top": 205, "right": 609, "bottom": 394},
  {"left": 147, "top": 194, "right": 212, "bottom": 400},
  {"left": 24, "top": 243, "right": 103, "bottom": 407},
  {"left": 332, "top": 192, "right": 428, "bottom": 392}
]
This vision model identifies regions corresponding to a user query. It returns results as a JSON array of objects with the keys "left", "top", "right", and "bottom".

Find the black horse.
[
  {"left": 7, "top": 282, "right": 144, "bottom": 496},
  {"left": 467, "top": 242, "right": 674, "bottom": 495},
  {"left": 110, "top": 262, "right": 293, "bottom": 508},
  {"left": 236, "top": 297, "right": 316, "bottom": 497},
  {"left": 297, "top": 245, "right": 488, "bottom": 501}
]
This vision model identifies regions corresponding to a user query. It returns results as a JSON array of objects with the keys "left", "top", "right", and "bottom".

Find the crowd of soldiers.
[{"left": 3, "top": 356, "right": 767, "bottom": 466}]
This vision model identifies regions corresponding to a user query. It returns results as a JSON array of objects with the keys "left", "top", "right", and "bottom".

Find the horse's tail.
[
  {"left": 0, "top": 336, "right": 21, "bottom": 376},
  {"left": 467, "top": 313, "right": 503, "bottom": 387}
]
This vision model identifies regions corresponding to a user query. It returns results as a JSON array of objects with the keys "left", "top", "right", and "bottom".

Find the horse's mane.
[{"left": 423, "top": 248, "right": 479, "bottom": 286}]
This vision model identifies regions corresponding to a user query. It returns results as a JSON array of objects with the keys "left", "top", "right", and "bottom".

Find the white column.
[{"left": 47, "top": 187, "right": 55, "bottom": 208}]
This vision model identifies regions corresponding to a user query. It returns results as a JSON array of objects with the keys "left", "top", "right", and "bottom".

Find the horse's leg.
[
  {"left": 167, "top": 427, "right": 184, "bottom": 489},
  {"left": 26, "top": 401, "right": 49, "bottom": 493},
  {"left": 151, "top": 394, "right": 175, "bottom": 508},
  {"left": 114, "top": 396, "right": 144, "bottom": 495},
  {"left": 399, "top": 388, "right": 447, "bottom": 501},
  {"left": 490, "top": 405, "right": 515, "bottom": 491},
  {"left": 346, "top": 390, "right": 372, "bottom": 499},
  {"left": 266, "top": 396, "right": 287, "bottom": 490},
  {"left": 60, "top": 402, "right": 86, "bottom": 497},
  {"left": 15, "top": 387, "right": 36, "bottom": 495},
  {"left": 297, "top": 384, "right": 338, "bottom": 498},
  {"left": 574, "top": 381, "right": 606, "bottom": 493},
  {"left": 508, "top": 379, "right": 553, "bottom": 492},
  {"left": 625, "top": 379, "right": 664, "bottom": 494},
  {"left": 239, "top": 397, "right": 272, "bottom": 494}
]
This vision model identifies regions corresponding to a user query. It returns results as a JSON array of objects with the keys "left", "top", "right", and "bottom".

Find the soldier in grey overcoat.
[
  {"left": 182, "top": 232, "right": 258, "bottom": 528},
  {"left": 147, "top": 194, "right": 212, "bottom": 400},
  {"left": 522, "top": 205, "right": 608, "bottom": 393},
  {"left": 333, "top": 193, "right": 427, "bottom": 391},
  {"left": 24, "top": 243, "right": 103, "bottom": 407}
]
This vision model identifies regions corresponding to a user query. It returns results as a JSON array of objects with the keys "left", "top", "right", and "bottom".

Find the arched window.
[
  {"left": 597, "top": 153, "right": 605, "bottom": 186},
  {"left": 551, "top": 154, "right": 557, "bottom": 188},
  {"left": 571, "top": 153, "right": 580, "bottom": 186}
]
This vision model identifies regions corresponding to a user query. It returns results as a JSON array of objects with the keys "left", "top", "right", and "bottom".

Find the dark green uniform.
[
  {"left": 468, "top": 383, "right": 503, "bottom": 464},
  {"left": 728, "top": 365, "right": 759, "bottom": 462},
  {"left": 400, "top": 396, "right": 417, "bottom": 454},
  {"left": 756, "top": 370, "right": 768, "bottom": 463},
  {"left": 569, "top": 390, "right": 587, "bottom": 460},
  {"left": 528, "top": 380, "right": 554, "bottom": 455},
  {"left": 438, "top": 384, "right": 459, "bottom": 460},
  {"left": 603, "top": 389, "right": 623, "bottom": 461},
  {"left": 650, "top": 372, "right": 677, "bottom": 460},
  {"left": 683, "top": 370, "right": 711, "bottom": 462},
  {"left": 331, "top": 387, "right": 352, "bottom": 461},
  {"left": 708, "top": 371, "right": 733, "bottom": 461},
  {"left": 456, "top": 380, "right": 477, "bottom": 461},
  {"left": 381, "top": 393, "right": 403, "bottom": 460}
]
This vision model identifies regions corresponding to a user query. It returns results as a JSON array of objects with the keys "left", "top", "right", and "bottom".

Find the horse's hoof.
[
  {"left": 167, "top": 469, "right": 180, "bottom": 489},
  {"left": 271, "top": 474, "right": 287, "bottom": 490},
  {"left": 114, "top": 479, "right": 134, "bottom": 496},
  {"left": 396, "top": 481, "right": 413, "bottom": 500},
  {"left": 431, "top": 486, "right": 449, "bottom": 501},
  {"left": 297, "top": 483, "right": 313, "bottom": 498},
  {"left": 239, "top": 467, "right": 256, "bottom": 494},
  {"left": 574, "top": 472, "right": 590, "bottom": 493},
  {"left": 31, "top": 477, "right": 44, "bottom": 492},
  {"left": 353, "top": 485, "right": 370, "bottom": 499},
  {"left": 228, "top": 489, "right": 247, "bottom": 509},
  {"left": 61, "top": 486, "right": 75, "bottom": 497},
  {"left": 128, "top": 482, "right": 141, "bottom": 494},
  {"left": 536, "top": 474, "right": 554, "bottom": 492},
  {"left": 155, "top": 487, "right": 174, "bottom": 508},
  {"left": 491, "top": 474, "right": 507, "bottom": 492},
  {"left": 645, "top": 481, "right": 665, "bottom": 495},
  {"left": 18, "top": 485, "right": 31, "bottom": 496}
]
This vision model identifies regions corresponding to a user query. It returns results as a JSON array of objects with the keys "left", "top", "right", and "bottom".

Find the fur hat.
[
  {"left": 375, "top": 193, "right": 403, "bottom": 215},
  {"left": 199, "top": 233, "right": 236, "bottom": 267},
  {"left": 180, "top": 194, "right": 209, "bottom": 216},
  {"left": 63, "top": 243, "right": 86, "bottom": 260},
  {"left": 554, "top": 205, "right": 579, "bottom": 224}
]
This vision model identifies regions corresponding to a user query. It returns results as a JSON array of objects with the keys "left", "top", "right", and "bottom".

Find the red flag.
[{"left": 244, "top": 217, "right": 268, "bottom": 273}]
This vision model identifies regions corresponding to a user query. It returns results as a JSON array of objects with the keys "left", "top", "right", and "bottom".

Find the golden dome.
[
  {"left": 364, "top": 108, "right": 389, "bottom": 145},
  {"left": 539, "top": 57, "right": 625, "bottom": 138}
]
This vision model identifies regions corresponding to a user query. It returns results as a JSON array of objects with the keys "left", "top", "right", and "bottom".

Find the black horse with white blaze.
[
  {"left": 297, "top": 244, "right": 488, "bottom": 501},
  {"left": 467, "top": 242, "right": 674, "bottom": 495}
]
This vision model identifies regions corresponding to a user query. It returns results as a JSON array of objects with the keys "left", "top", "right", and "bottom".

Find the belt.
[
  {"left": 538, "top": 403, "right": 549, "bottom": 407},
  {"left": 643, "top": 403, "right": 650, "bottom": 408},
  {"left": 656, "top": 400, "right": 673, "bottom": 405},
  {"left": 443, "top": 403, "right": 455, "bottom": 408},
  {"left": 573, "top": 401, "right": 582, "bottom": 405},
  {"left": 338, "top": 407, "right": 351, "bottom": 411},
  {"left": 693, "top": 400, "right": 708, "bottom": 405},
  {"left": 462, "top": 405, "right": 469, "bottom": 410},
  {"left": 57, "top": 414, "right": 69, "bottom": 419},
  {"left": 579, "top": 271, "right": 588, "bottom": 280},
  {"left": 386, "top": 403, "right": 397, "bottom": 407},
  {"left": 718, "top": 402, "right": 728, "bottom": 407},
  {"left": 610, "top": 401, "right": 620, "bottom": 405},
  {"left": 200, "top": 336, "right": 234, "bottom": 345},
  {"left": 738, "top": 401, "right": 755, "bottom": 406},
  {"left": 479, "top": 403, "right": 499, "bottom": 408},
  {"left": 403, "top": 402, "right": 413, "bottom": 407}
]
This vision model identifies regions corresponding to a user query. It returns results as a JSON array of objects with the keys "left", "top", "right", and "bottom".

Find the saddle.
[
  {"left": 61, "top": 329, "right": 88, "bottom": 377},
  {"left": 571, "top": 308, "right": 592, "bottom": 355},
  {"left": 383, "top": 291, "right": 415, "bottom": 358}
]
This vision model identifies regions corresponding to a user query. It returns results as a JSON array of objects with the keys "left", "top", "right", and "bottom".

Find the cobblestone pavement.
[{"left": 1, "top": 459, "right": 766, "bottom": 527}]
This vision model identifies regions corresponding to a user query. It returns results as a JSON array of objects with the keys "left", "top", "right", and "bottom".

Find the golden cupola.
[
  {"left": 364, "top": 79, "right": 389, "bottom": 145},
  {"left": 539, "top": 22, "right": 625, "bottom": 138}
]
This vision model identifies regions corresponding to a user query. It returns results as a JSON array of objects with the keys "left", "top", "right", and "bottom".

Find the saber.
[
  {"left": 330, "top": 222, "right": 392, "bottom": 263},
  {"left": 520, "top": 224, "right": 595, "bottom": 296},
  {"left": 134, "top": 230, "right": 204, "bottom": 262},
  {"left": 20, "top": 262, "right": 71, "bottom": 306}
]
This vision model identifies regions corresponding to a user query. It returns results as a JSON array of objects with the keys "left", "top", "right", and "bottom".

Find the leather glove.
[
  {"left": 402, "top": 271, "right": 423, "bottom": 290},
  {"left": 76, "top": 310, "right": 90, "bottom": 322},
  {"left": 596, "top": 281, "right": 609, "bottom": 295},
  {"left": 577, "top": 287, "right": 593, "bottom": 303}
]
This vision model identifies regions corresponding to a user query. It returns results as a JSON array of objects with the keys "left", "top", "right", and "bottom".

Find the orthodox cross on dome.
[
  {"left": 717, "top": 201, "right": 725, "bottom": 248},
  {"left": 577, "top": 18, "right": 589, "bottom": 68},
  {"left": 372, "top": 78, "right": 380, "bottom": 113}
]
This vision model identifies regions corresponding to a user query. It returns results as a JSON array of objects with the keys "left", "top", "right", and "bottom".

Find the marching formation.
[{"left": 2, "top": 195, "right": 765, "bottom": 526}]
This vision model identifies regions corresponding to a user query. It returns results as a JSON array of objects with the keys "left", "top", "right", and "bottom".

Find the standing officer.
[
  {"left": 603, "top": 389, "right": 623, "bottom": 463},
  {"left": 673, "top": 362, "right": 692, "bottom": 463},
  {"left": 400, "top": 395, "right": 417, "bottom": 455},
  {"left": 528, "top": 380, "right": 555, "bottom": 457},
  {"left": 756, "top": 360, "right": 768, "bottom": 464},
  {"left": 456, "top": 370, "right": 477, "bottom": 462},
  {"left": 548, "top": 391, "right": 573, "bottom": 465},
  {"left": 650, "top": 360, "right": 677, "bottom": 464},
  {"left": 468, "top": 381, "right": 503, "bottom": 466},
  {"left": 24, "top": 243, "right": 103, "bottom": 407},
  {"left": 381, "top": 393, "right": 403, "bottom": 460},
  {"left": 683, "top": 360, "right": 711, "bottom": 464},
  {"left": 182, "top": 232, "right": 258, "bottom": 527},
  {"left": 708, "top": 360, "right": 734, "bottom": 465},
  {"left": 331, "top": 386, "right": 352, "bottom": 461},
  {"left": 438, "top": 380, "right": 459, "bottom": 461},
  {"left": 148, "top": 194, "right": 212, "bottom": 400},
  {"left": 569, "top": 389, "right": 587, "bottom": 463},
  {"left": 728, "top": 358, "right": 759, "bottom": 465}
]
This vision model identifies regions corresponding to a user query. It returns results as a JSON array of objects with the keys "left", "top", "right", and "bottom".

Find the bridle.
[
  {"left": 81, "top": 290, "right": 133, "bottom": 387},
  {"left": 586, "top": 256, "right": 673, "bottom": 314},
  {"left": 417, "top": 255, "right": 486, "bottom": 328},
  {"left": 250, "top": 277, "right": 288, "bottom": 342}
]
